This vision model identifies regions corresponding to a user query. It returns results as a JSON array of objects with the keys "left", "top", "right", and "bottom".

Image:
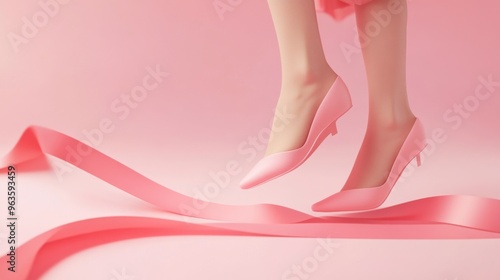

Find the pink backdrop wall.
[{"left": 1, "top": 0, "right": 500, "bottom": 279}]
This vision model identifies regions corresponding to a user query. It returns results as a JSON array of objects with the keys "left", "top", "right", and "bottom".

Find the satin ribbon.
[{"left": 1, "top": 126, "right": 500, "bottom": 279}]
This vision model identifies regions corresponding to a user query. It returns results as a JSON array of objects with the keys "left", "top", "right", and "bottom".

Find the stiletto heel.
[
  {"left": 312, "top": 118, "right": 427, "bottom": 212},
  {"left": 330, "top": 122, "right": 338, "bottom": 136},
  {"left": 415, "top": 152, "right": 422, "bottom": 167},
  {"left": 239, "top": 76, "right": 352, "bottom": 189}
]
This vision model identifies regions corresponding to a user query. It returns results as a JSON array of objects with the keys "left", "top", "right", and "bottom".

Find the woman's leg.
[
  {"left": 265, "top": 0, "right": 338, "bottom": 156},
  {"left": 342, "top": 0, "right": 417, "bottom": 190}
]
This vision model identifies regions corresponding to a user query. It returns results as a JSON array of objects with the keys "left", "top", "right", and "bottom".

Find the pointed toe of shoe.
[
  {"left": 238, "top": 161, "right": 273, "bottom": 190},
  {"left": 311, "top": 201, "right": 327, "bottom": 212},
  {"left": 311, "top": 192, "right": 355, "bottom": 212},
  {"left": 239, "top": 153, "right": 302, "bottom": 190},
  {"left": 239, "top": 176, "right": 258, "bottom": 190},
  {"left": 312, "top": 187, "right": 386, "bottom": 212}
]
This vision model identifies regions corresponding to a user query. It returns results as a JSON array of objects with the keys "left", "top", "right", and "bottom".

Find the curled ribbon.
[{"left": 1, "top": 126, "right": 500, "bottom": 279}]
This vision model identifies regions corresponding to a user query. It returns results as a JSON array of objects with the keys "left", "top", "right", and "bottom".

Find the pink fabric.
[
  {"left": 1, "top": 126, "right": 500, "bottom": 279},
  {"left": 315, "top": 0, "right": 373, "bottom": 20}
]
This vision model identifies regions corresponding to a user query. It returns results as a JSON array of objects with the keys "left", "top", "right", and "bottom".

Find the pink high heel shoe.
[
  {"left": 239, "top": 77, "right": 352, "bottom": 190},
  {"left": 311, "top": 118, "right": 427, "bottom": 211}
]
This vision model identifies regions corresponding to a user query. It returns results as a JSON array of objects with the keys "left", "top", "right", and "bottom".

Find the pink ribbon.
[{"left": 1, "top": 126, "right": 500, "bottom": 279}]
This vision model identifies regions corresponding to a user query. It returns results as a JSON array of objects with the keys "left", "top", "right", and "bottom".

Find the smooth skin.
[{"left": 265, "top": 0, "right": 417, "bottom": 191}]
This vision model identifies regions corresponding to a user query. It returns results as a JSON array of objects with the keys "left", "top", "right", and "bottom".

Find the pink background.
[{"left": 1, "top": 0, "right": 500, "bottom": 279}]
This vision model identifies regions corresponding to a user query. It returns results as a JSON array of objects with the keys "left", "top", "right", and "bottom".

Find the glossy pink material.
[
  {"left": 239, "top": 77, "right": 352, "bottom": 189},
  {"left": 2, "top": 126, "right": 500, "bottom": 279},
  {"left": 312, "top": 118, "right": 427, "bottom": 212}
]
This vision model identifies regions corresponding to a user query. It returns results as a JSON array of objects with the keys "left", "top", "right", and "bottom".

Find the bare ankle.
[
  {"left": 282, "top": 63, "right": 337, "bottom": 87},
  {"left": 279, "top": 66, "right": 338, "bottom": 102},
  {"left": 367, "top": 112, "right": 416, "bottom": 132}
]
